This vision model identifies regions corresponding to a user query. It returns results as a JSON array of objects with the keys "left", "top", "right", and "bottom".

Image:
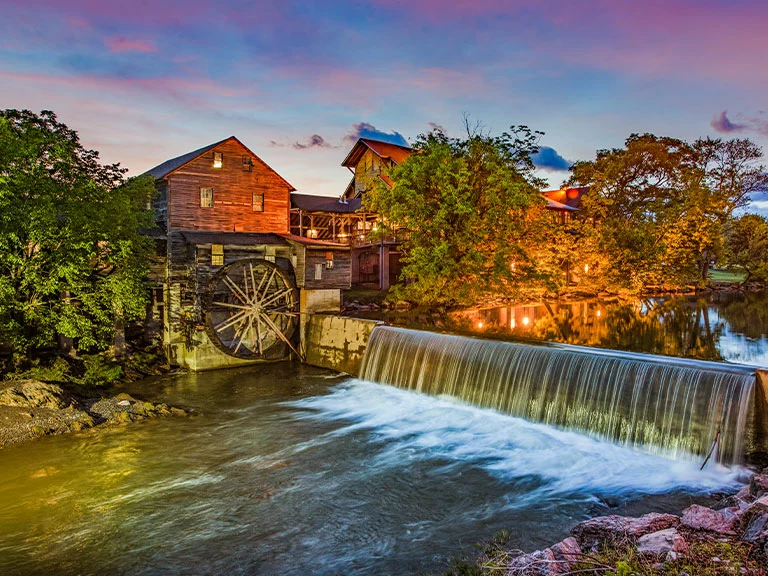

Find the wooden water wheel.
[{"left": 205, "top": 258, "right": 300, "bottom": 359}]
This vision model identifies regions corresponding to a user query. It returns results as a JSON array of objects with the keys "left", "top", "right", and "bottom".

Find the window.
[
  {"left": 213, "top": 152, "right": 223, "bottom": 169},
  {"left": 211, "top": 244, "right": 224, "bottom": 266},
  {"left": 242, "top": 156, "right": 253, "bottom": 172},
  {"left": 325, "top": 251, "right": 334, "bottom": 270},
  {"left": 252, "top": 193, "right": 264, "bottom": 212},
  {"left": 314, "top": 263, "right": 323, "bottom": 280},
  {"left": 200, "top": 187, "right": 213, "bottom": 208}
]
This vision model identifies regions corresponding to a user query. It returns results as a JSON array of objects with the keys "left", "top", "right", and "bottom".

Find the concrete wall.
[{"left": 305, "top": 315, "right": 383, "bottom": 376}]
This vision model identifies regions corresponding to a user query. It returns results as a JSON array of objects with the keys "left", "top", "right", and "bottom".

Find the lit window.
[
  {"left": 211, "top": 244, "right": 224, "bottom": 266},
  {"left": 253, "top": 193, "right": 264, "bottom": 212},
  {"left": 200, "top": 187, "right": 213, "bottom": 208},
  {"left": 314, "top": 263, "right": 323, "bottom": 280},
  {"left": 213, "top": 152, "right": 223, "bottom": 169},
  {"left": 325, "top": 251, "right": 334, "bottom": 269}
]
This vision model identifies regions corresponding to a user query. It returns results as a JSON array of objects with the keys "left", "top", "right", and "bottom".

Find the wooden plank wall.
[
  {"left": 167, "top": 139, "right": 291, "bottom": 233},
  {"left": 304, "top": 249, "right": 352, "bottom": 290}
]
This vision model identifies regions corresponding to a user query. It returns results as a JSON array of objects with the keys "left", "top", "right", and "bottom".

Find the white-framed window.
[
  {"left": 211, "top": 244, "right": 224, "bottom": 266},
  {"left": 314, "top": 263, "right": 323, "bottom": 280},
  {"left": 200, "top": 187, "right": 213, "bottom": 208},
  {"left": 213, "top": 152, "right": 223, "bottom": 169},
  {"left": 252, "top": 193, "right": 264, "bottom": 212}
]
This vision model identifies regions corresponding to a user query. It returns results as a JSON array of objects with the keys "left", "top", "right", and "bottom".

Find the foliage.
[
  {"left": 78, "top": 354, "right": 124, "bottom": 386},
  {"left": 0, "top": 109, "right": 156, "bottom": 355},
  {"left": 569, "top": 134, "right": 768, "bottom": 290},
  {"left": 724, "top": 213, "right": 768, "bottom": 283},
  {"left": 3, "top": 356, "right": 71, "bottom": 382},
  {"left": 363, "top": 123, "right": 558, "bottom": 306}
]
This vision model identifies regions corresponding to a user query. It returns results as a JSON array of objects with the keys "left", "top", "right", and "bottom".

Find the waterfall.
[{"left": 360, "top": 326, "right": 757, "bottom": 465}]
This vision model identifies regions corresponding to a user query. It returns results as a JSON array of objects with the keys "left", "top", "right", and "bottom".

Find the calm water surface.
[{"left": 0, "top": 363, "right": 748, "bottom": 575}]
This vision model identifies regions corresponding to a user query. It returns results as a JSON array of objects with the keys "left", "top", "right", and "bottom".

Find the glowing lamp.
[{"left": 522, "top": 316, "right": 530, "bottom": 326}]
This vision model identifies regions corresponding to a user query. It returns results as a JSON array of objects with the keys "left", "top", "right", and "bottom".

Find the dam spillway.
[{"left": 360, "top": 326, "right": 758, "bottom": 465}]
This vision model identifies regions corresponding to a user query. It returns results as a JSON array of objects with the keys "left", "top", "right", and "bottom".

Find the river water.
[{"left": 0, "top": 363, "right": 749, "bottom": 575}]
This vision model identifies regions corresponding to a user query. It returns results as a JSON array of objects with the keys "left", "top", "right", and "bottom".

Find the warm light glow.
[
  {"left": 307, "top": 229, "right": 318, "bottom": 238},
  {"left": 583, "top": 263, "right": 589, "bottom": 273},
  {"left": 522, "top": 316, "right": 530, "bottom": 326},
  {"left": 213, "top": 152, "right": 223, "bottom": 169},
  {"left": 477, "top": 321, "right": 483, "bottom": 328},
  {"left": 510, "top": 319, "right": 516, "bottom": 329},
  {"left": 596, "top": 309, "right": 602, "bottom": 318},
  {"left": 510, "top": 261, "right": 516, "bottom": 271}
]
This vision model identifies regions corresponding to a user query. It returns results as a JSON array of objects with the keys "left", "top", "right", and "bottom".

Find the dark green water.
[{"left": 0, "top": 363, "right": 748, "bottom": 575}]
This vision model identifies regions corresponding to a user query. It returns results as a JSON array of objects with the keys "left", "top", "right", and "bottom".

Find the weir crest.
[{"left": 359, "top": 326, "right": 758, "bottom": 465}]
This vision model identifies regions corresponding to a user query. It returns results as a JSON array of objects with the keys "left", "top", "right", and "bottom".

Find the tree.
[
  {"left": 0, "top": 109, "right": 156, "bottom": 357},
  {"left": 724, "top": 213, "right": 768, "bottom": 284},
  {"left": 568, "top": 133, "right": 768, "bottom": 289},
  {"left": 363, "top": 124, "right": 557, "bottom": 306}
]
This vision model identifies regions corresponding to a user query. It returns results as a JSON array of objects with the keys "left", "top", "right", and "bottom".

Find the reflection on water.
[
  {"left": 0, "top": 365, "right": 747, "bottom": 576},
  {"left": 450, "top": 291, "right": 768, "bottom": 365}
]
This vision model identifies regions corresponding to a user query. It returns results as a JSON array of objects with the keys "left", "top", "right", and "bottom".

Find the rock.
[
  {"left": 170, "top": 407, "right": 187, "bottom": 417},
  {"left": 739, "top": 495, "right": 768, "bottom": 544},
  {"left": 750, "top": 473, "right": 768, "bottom": 499},
  {"left": 117, "top": 400, "right": 131, "bottom": 407},
  {"left": 505, "top": 538, "right": 581, "bottom": 575},
  {"left": 571, "top": 513, "right": 680, "bottom": 550},
  {"left": 681, "top": 504, "right": 737, "bottom": 535},
  {"left": 395, "top": 300, "right": 414, "bottom": 311},
  {"left": 0, "top": 380, "right": 69, "bottom": 410},
  {"left": 636, "top": 528, "right": 688, "bottom": 557},
  {"left": 506, "top": 548, "right": 557, "bottom": 576}
]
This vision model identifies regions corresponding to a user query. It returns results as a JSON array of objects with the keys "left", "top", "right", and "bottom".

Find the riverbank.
[
  {"left": 0, "top": 378, "right": 187, "bottom": 449},
  {"left": 446, "top": 469, "right": 768, "bottom": 575}
]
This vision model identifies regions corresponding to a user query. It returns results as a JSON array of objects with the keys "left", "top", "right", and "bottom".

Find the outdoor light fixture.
[
  {"left": 307, "top": 229, "right": 318, "bottom": 238},
  {"left": 477, "top": 321, "right": 483, "bottom": 328},
  {"left": 584, "top": 264, "right": 589, "bottom": 273},
  {"left": 522, "top": 316, "right": 530, "bottom": 326}
]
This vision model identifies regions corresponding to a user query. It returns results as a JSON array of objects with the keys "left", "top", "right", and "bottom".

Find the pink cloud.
[{"left": 105, "top": 35, "right": 157, "bottom": 54}]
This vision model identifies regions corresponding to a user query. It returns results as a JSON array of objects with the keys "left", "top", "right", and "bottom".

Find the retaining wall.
[{"left": 304, "top": 315, "right": 383, "bottom": 376}]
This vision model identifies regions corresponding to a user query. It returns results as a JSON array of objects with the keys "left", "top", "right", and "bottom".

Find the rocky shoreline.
[
  {"left": 0, "top": 379, "right": 187, "bottom": 449},
  {"left": 473, "top": 470, "right": 768, "bottom": 575}
]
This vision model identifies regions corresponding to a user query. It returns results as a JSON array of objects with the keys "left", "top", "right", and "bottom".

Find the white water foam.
[{"left": 291, "top": 379, "right": 747, "bottom": 501}]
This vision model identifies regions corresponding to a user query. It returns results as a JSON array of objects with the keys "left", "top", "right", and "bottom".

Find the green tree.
[
  {"left": 0, "top": 109, "right": 156, "bottom": 357},
  {"left": 363, "top": 124, "right": 556, "bottom": 306},
  {"left": 569, "top": 134, "right": 768, "bottom": 289},
  {"left": 724, "top": 213, "right": 768, "bottom": 284}
]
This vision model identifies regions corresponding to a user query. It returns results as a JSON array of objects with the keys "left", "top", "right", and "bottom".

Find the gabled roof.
[
  {"left": 145, "top": 138, "right": 228, "bottom": 179},
  {"left": 341, "top": 138, "right": 412, "bottom": 168},
  {"left": 144, "top": 136, "right": 296, "bottom": 191},
  {"left": 291, "top": 193, "right": 362, "bottom": 214}
]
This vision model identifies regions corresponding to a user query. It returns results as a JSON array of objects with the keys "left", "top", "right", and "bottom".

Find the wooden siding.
[
  {"left": 304, "top": 248, "right": 351, "bottom": 290},
  {"left": 166, "top": 139, "right": 291, "bottom": 233}
]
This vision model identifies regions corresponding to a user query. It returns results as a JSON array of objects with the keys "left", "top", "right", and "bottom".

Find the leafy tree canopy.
[
  {"left": 0, "top": 109, "right": 156, "bottom": 356},
  {"left": 725, "top": 213, "right": 768, "bottom": 284},
  {"left": 363, "top": 123, "right": 559, "bottom": 306},
  {"left": 569, "top": 134, "right": 768, "bottom": 289}
]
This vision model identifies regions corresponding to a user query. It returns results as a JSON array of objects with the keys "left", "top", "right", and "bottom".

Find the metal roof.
[
  {"left": 144, "top": 138, "right": 230, "bottom": 179},
  {"left": 180, "top": 231, "right": 289, "bottom": 246},
  {"left": 291, "top": 193, "right": 362, "bottom": 213}
]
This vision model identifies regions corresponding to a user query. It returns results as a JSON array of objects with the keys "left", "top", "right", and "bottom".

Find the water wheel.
[{"left": 205, "top": 258, "right": 300, "bottom": 359}]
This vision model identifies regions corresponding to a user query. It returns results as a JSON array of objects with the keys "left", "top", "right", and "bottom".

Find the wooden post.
[{"left": 299, "top": 210, "right": 303, "bottom": 237}]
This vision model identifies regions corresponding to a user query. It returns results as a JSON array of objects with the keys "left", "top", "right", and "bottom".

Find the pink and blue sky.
[{"left": 1, "top": 0, "right": 767, "bottom": 210}]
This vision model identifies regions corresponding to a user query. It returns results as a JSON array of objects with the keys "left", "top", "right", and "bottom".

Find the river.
[{"left": 0, "top": 363, "right": 748, "bottom": 575}]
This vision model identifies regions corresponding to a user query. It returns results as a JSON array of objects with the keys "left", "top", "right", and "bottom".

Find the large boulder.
[
  {"left": 750, "top": 473, "right": 768, "bottom": 499},
  {"left": 506, "top": 539, "right": 581, "bottom": 576},
  {"left": 0, "top": 380, "right": 70, "bottom": 410},
  {"left": 739, "top": 495, "right": 768, "bottom": 544},
  {"left": 636, "top": 528, "right": 688, "bottom": 558},
  {"left": 571, "top": 513, "right": 680, "bottom": 550},
  {"left": 681, "top": 504, "right": 737, "bottom": 535}
]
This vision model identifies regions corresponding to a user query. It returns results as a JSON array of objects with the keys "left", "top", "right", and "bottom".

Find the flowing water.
[
  {"left": 361, "top": 327, "right": 757, "bottom": 465},
  {"left": 0, "top": 364, "right": 749, "bottom": 576}
]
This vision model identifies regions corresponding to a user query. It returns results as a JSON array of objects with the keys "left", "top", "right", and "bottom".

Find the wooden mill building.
[{"left": 146, "top": 136, "right": 350, "bottom": 370}]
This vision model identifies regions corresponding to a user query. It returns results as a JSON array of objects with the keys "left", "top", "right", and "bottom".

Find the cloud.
[
  {"left": 711, "top": 110, "right": 746, "bottom": 133},
  {"left": 428, "top": 122, "right": 447, "bottom": 134},
  {"left": 293, "top": 134, "right": 332, "bottom": 150},
  {"left": 105, "top": 36, "right": 157, "bottom": 54},
  {"left": 344, "top": 122, "right": 409, "bottom": 147},
  {"left": 531, "top": 146, "right": 571, "bottom": 171}
]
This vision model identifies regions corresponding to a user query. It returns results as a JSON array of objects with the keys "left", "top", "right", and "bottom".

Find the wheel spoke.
[
  {"left": 224, "top": 276, "right": 248, "bottom": 304},
  {"left": 260, "top": 288, "right": 293, "bottom": 309},
  {"left": 213, "top": 301, "right": 252, "bottom": 311},
  {"left": 215, "top": 309, "right": 248, "bottom": 332}
]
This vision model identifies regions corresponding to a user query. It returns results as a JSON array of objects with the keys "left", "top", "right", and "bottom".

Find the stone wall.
[{"left": 304, "top": 315, "right": 383, "bottom": 376}]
